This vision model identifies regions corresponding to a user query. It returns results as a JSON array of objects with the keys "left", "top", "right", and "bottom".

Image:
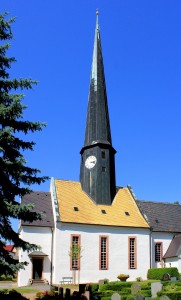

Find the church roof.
[
  {"left": 54, "top": 179, "right": 149, "bottom": 228},
  {"left": 163, "top": 234, "right": 181, "bottom": 259},
  {"left": 21, "top": 192, "right": 54, "bottom": 227},
  {"left": 136, "top": 200, "right": 181, "bottom": 233},
  {"left": 83, "top": 11, "right": 112, "bottom": 148}
]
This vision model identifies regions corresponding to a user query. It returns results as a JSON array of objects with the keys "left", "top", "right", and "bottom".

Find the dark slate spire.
[
  {"left": 80, "top": 11, "right": 116, "bottom": 205},
  {"left": 84, "top": 10, "right": 112, "bottom": 147}
]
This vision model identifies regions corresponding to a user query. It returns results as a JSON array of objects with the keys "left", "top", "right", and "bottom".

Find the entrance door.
[{"left": 32, "top": 258, "right": 43, "bottom": 280}]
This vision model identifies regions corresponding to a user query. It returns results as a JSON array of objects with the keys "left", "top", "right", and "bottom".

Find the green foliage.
[
  {"left": 136, "top": 276, "right": 143, "bottom": 282},
  {"left": 158, "top": 282, "right": 181, "bottom": 299},
  {"left": 99, "top": 282, "right": 132, "bottom": 292},
  {"left": 0, "top": 275, "right": 13, "bottom": 281},
  {"left": 126, "top": 296, "right": 134, "bottom": 300},
  {"left": 0, "top": 12, "right": 48, "bottom": 276},
  {"left": 86, "top": 283, "right": 99, "bottom": 293},
  {"left": 139, "top": 281, "right": 151, "bottom": 290},
  {"left": 135, "top": 289, "right": 151, "bottom": 297},
  {"left": 0, "top": 289, "right": 29, "bottom": 299},
  {"left": 158, "top": 291, "right": 181, "bottom": 300},
  {"left": 95, "top": 280, "right": 181, "bottom": 300},
  {"left": 147, "top": 267, "right": 179, "bottom": 280},
  {"left": 69, "top": 244, "right": 82, "bottom": 260}
]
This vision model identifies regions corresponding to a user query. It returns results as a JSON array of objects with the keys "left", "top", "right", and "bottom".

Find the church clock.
[{"left": 85, "top": 156, "right": 97, "bottom": 169}]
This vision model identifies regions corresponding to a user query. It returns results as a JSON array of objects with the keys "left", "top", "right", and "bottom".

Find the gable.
[{"left": 54, "top": 179, "right": 149, "bottom": 228}]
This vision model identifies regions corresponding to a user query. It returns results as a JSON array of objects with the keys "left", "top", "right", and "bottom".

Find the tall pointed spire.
[
  {"left": 84, "top": 9, "right": 112, "bottom": 147},
  {"left": 80, "top": 11, "right": 116, "bottom": 205}
]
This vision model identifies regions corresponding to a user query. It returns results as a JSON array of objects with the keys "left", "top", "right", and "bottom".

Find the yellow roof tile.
[{"left": 55, "top": 179, "right": 149, "bottom": 228}]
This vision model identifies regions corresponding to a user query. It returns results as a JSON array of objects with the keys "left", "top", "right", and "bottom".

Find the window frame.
[
  {"left": 70, "top": 234, "right": 81, "bottom": 270},
  {"left": 99, "top": 235, "right": 109, "bottom": 270},
  {"left": 154, "top": 242, "right": 163, "bottom": 262},
  {"left": 128, "top": 236, "right": 137, "bottom": 269}
]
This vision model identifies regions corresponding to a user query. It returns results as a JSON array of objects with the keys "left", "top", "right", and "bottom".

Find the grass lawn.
[{"left": 0, "top": 287, "right": 38, "bottom": 293}]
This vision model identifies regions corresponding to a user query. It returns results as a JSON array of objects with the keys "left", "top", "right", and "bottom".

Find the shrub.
[
  {"left": 157, "top": 291, "right": 181, "bottom": 300},
  {"left": 99, "top": 282, "right": 132, "bottom": 292},
  {"left": 0, "top": 275, "right": 13, "bottom": 281},
  {"left": 135, "top": 289, "right": 151, "bottom": 297},
  {"left": 139, "top": 281, "right": 151, "bottom": 290},
  {"left": 147, "top": 267, "right": 179, "bottom": 280},
  {"left": 126, "top": 296, "right": 134, "bottom": 300},
  {"left": 136, "top": 277, "right": 143, "bottom": 282},
  {"left": 86, "top": 283, "right": 99, "bottom": 293}
]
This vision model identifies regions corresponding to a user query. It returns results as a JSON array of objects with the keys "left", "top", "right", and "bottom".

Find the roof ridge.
[{"left": 137, "top": 199, "right": 180, "bottom": 205}]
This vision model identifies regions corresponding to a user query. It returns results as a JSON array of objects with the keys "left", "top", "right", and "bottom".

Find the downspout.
[
  {"left": 149, "top": 227, "right": 153, "bottom": 268},
  {"left": 50, "top": 227, "right": 54, "bottom": 286}
]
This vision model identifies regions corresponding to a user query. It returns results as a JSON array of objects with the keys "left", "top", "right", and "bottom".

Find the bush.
[
  {"left": 99, "top": 282, "right": 132, "bottom": 292},
  {"left": 135, "top": 289, "right": 151, "bottom": 297},
  {"left": 86, "top": 283, "right": 99, "bottom": 293},
  {"left": 147, "top": 267, "right": 179, "bottom": 280},
  {"left": 157, "top": 291, "right": 181, "bottom": 300},
  {"left": 0, "top": 275, "right": 13, "bottom": 281}
]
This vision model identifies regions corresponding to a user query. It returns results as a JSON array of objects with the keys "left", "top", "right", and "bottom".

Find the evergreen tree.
[{"left": 0, "top": 12, "right": 48, "bottom": 275}]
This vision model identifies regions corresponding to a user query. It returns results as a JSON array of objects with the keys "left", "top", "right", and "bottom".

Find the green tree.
[{"left": 0, "top": 12, "right": 48, "bottom": 275}]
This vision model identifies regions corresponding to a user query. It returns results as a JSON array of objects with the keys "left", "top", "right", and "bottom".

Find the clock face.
[{"left": 85, "top": 156, "right": 97, "bottom": 169}]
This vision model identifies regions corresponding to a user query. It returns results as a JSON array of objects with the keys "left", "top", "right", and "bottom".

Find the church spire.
[
  {"left": 84, "top": 9, "right": 112, "bottom": 147},
  {"left": 80, "top": 12, "right": 116, "bottom": 205}
]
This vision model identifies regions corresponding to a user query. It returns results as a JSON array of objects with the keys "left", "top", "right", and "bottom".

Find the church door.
[{"left": 32, "top": 258, "right": 43, "bottom": 280}]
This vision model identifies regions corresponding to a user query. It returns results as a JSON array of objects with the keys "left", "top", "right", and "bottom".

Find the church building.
[{"left": 18, "top": 12, "right": 181, "bottom": 287}]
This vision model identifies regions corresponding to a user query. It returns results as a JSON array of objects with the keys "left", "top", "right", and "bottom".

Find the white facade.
[
  {"left": 151, "top": 232, "right": 175, "bottom": 269},
  {"left": 18, "top": 226, "right": 53, "bottom": 287},
  {"left": 18, "top": 222, "right": 180, "bottom": 286},
  {"left": 53, "top": 223, "right": 150, "bottom": 283},
  {"left": 164, "top": 253, "right": 181, "bottom": 272}
]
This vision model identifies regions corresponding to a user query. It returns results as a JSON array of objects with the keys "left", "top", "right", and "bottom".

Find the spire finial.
[{"left": 96, "top": 8, "right": 99, "bottom": 30}]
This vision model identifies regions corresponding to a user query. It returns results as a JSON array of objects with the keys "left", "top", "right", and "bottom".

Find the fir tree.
[{"left": 0, "top": 12, "right": 48, "bottom": 275}]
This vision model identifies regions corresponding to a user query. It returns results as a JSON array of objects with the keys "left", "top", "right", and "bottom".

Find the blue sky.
[{"left": 1, "top": 1, "right": 181, "bottom": 230}]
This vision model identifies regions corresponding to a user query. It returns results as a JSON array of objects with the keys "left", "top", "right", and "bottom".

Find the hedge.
[
  {"left": 157, "top": 291, "right": 181, "bottom": 300},
  {"left": 99, "top": 282, "right": 132, "bottom": 292},
  {"left": 147, "top": 267, "right": 179, "bottom": 280}
]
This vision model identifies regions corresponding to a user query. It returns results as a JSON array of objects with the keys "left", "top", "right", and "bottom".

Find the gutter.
[{"left": 50, "top": 227, "right": 54, "bottom": 286}]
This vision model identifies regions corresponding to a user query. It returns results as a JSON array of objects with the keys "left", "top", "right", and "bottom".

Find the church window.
[
  {"left": 129, "top": 237, "right": 137, "bottom": 269},
  {"left": 102, "top": 151, "right": 106, "bottom": 159},
  {"left": 70, "top": 235, "right": 81, "bottom": 270},
  {"left": 155, "top": 242, "right": 162, "bottom": 262},
  {"left": 99, "top": 236, "right": 108, "bottom": 270},
  {"left": 102, "top": 167, "right": 106, "bottom": 172}
]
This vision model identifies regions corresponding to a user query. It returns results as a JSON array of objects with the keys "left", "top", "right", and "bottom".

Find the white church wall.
[
  {"left": 164, "top": 257, "right": 179, "bottom": 270},
  {"left": 178, "top": 256, "right": 181, "bottom": 272},
  {"left": 18, "top": 226, "right": 52, "bottom": 287},
  {"left": 53, "top": 222, "right": 150, "bottom": 284},
  {"left": 151, "top": 232, "right": 174, "bottom": 269}
]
